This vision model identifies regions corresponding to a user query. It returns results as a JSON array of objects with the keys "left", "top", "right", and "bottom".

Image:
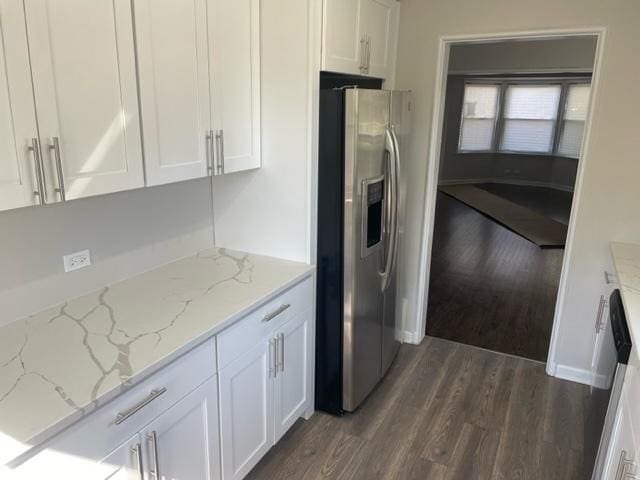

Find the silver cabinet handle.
[
  {"left": 115, "top": 387, "right": 167, "bottom": 425},
  {"left": 359, "top": 36, "right": 366, "bottom": 72},
  {"left": 206, "top": 130, "right": 214, "bottom": 175},
  {"left": 147, "top": 431, "right": 161, "bottom": 480},
  {"left": 131, "top": 443, "right": 144, "bottom": 480},
  {"left": 263, "top": 304, "right": 291, "bottom": 323},
  {"left": 215, "top": 129, "right": 225, "bottom": 174},
  {"left": 269, "top": 337, "right": 276, "bottom": 378},
  {"left": 49, "top": 137, "right": 65, "bottom": 201},
  {"left": 595, "top": 295, "right": 607, "bottom": 333},
  {"left": 279, "top": 333, "right": 285, "bottom": 372},
  {"left": 28, "top": 138, "right": 46, "bottom": 204},
  {"left": 366, "top": 35, "right": 371, "bottom": 73},
  {"left": 605, "top": 271, "right": 617, "bottom": 285}
]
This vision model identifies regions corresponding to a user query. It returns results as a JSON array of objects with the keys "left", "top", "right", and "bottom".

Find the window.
[
  {"left": 458, "top": 84, "right": 499, "bottom": 151},
  {"left": 558, "top": 84, "right": 591, "bottom": 158},
  {"left": 457, "top": 80, "right": 591, "bottom": 158},
  {"left": 501, "top": 85, "right": 561, "bottom": 153}
]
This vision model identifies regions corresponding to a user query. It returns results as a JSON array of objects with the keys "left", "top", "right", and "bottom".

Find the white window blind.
[
  {"left": 558, "top": 84, "right": 591, "bottom": 158},
  {"left": 458, "top": 84, "right": 499, "bottom": 151},
  {"left": 500, "top": 85, "right": 562, "bottom": 153}
]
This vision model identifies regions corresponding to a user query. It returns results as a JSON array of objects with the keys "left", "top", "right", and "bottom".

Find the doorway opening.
[{"left": 424, "top": 35, "right": 599, "bottom": 361}]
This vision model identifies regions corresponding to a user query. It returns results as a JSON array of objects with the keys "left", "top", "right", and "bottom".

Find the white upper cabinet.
[
  {"left": 0, "top": 0, "right": 41, "bottom": 212},
  {"left": 134, "top": 0, "right": 213, "bottom": 186},
  {"left": 322, "top": 0, "right": 399, "bottom": 82},
  {"left": 322, "top": 0, "right": 367, "bottom": 76},
  {"left": 209, "top": 0, "right": 261, "bottom": 175},
  {"left": 23, "top": 0, "right": 144, "bottom": 202},
  {"left": 364, "top": 0, "right": 399, "bottom": 80}
]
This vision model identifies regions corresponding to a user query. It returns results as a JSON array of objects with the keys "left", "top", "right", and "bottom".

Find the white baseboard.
[
  {"left": 402, "top": 330, "right": 425, "bottom": 345},
  {"left": 552, "top": 363, "right": 610, "bottom": 388},
  {"left": 438, "top": 178, "right": 575, "bottom": 193}
]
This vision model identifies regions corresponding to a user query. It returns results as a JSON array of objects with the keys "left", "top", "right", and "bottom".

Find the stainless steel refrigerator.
[{"left": 316, "top": 82, "right": 411, "bottom": 414}]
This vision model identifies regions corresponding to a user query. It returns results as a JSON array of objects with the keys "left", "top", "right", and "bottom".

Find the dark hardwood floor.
[
  {"left": 477, "top": 183, "right": 574, "bottom": 225},
  {"left": 426, "top": 187, "right": 571, "bottom": 361},
  {"left": 247, "top": 337, "right": 590, "bottom": 479}
]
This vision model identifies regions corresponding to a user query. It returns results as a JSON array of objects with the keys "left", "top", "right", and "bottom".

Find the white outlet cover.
[{"left": 63, "top": 249, "right": 91, "bottom": 273}]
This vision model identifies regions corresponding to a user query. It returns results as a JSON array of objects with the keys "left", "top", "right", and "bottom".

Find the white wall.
[
  {"left": 0, "top": 179, "right": 214, "bottom": 326},
  {"left": 449, "top": 36, "right": 597, "bottom": 74},
  {"left": 212, "top": 0, "right": 315, "bottom": 263},
  {"left": 395, "top": 0, "right": 640, "bottom": 382}
]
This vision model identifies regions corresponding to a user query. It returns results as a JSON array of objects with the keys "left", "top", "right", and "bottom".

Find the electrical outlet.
[{"left": 63, "top": 250, "right": 91, "bottom": 273}]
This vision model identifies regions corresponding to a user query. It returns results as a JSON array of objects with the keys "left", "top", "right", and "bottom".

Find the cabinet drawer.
[
  {"left": 13, "top": 338, "right": 216, "bottom": 472},
  {"left": 217, "top": 277, "right": 313, "bottom": 369}
]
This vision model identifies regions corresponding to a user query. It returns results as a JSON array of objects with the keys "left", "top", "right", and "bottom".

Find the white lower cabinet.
[
  {"left": 219, "top": 341, "right": 274, "bottom": 480},
  {"left": 275, "top": 310, "right": 312, "bottom": 441},
  {"left": 97, "top": 434, "right": 144, "bottom": 480},
  {"left": 141, "top": 376, "right": 221, "bottom": 480},
  {"left": 219, "top": 309, "right": 313, "bottom": 479},
  {"left": 12, "top": 277, "right": 315, "bottom": 480},
  {"left": 602, "top": 381, "right": 640, "bottom": 479}
]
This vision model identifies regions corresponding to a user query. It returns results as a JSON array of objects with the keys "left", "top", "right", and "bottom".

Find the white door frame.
[{"left": 414, "top": 27, "right": 607, "bottom": 374}]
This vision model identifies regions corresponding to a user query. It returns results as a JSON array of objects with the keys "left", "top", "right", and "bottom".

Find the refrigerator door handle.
[
  {"left": 381, "top": 126, "right": 399, "bottom": 291},
  {"left": 389, "top": 126, "right": 401, "bottom": 278}
]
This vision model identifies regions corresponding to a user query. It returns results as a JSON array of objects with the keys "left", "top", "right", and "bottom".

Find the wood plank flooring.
[
  {"left": 247, "top": 337, "right": 590, "bottom": 480},
  {"left": 426, "top": 190, "right": 568, "bottom": 361}
]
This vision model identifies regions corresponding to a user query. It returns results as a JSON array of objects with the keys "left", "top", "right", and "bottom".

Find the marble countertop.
[
  {"left": 610, "top": 242, "right": 640, "bottom": 352},
  {"left": 0, "top": 248, "right": 314, "bottom": 465}
]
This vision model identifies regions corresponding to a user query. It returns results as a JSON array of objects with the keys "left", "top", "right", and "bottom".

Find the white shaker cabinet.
[
  {"left": 322, "top": 0, "right": 367, "bottom": 76},
  {"left": 322, "top": 0, "right": 399, "bottom": 82},
  {"left": 209, "top": 0, "right": 262, "bottom": 175},
  {"left": 218, "top": 278, "right": 315, "bottom": 479},
  {"left": 134, "top": 0, "right": 213, "bottom": 186},
  {"left": 364, "top": 0, "right": 399, "bottom": 81},
  {"left": 0, "top": 0, "right": 42, "bottom": 212},
  {"left": 95, "top": 435, "right": 144, "bottom": 480},
  {"left": 601, "top": 385, "right": 639, "bottom": 480},
  {"left": 274, "top": 309, "right": 313, "bottom": 442},
  {"left": 135, "top": 0, "right": 261, "bottom": 182},
  {"left": 140, "top": 376, "right": 221, "bottom": 480},
  {"left": 23, "top": 0, "right": 144, "bottom": 202}
]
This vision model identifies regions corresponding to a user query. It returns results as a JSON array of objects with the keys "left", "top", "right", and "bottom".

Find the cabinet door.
[
  {"left": 24, "top": 0, "right": 144, "bottom": 201},
  {"left": 591, "top": 293, "right": 617, "bottom": 389},
  {"left": 602, "top": 393, "right": 638, "bottom": 480},
  {"left": 141, "top": 376, "right": 221, "bottom": 480},
  {"left": 219, "top": 340, "right": 274, "bottom": 480},
  {"left": 14, "top": 433, "right": 144, "bottom": 480},
  {"left": 274, "top": 310, "right": 312, "bottom": 442},
  {"left": 0, "top": 0, "right": 40, "bottom": 211},
  {"left": 322, "top": 0, "right": 367, "bottom": 75},
  {"left": 98, "top": 434, "right": 145, "bottom": 480},
  {"left": 362, "top": 0, "right": 399, "bottom": 81},
  {"left": 134, "top": 0, "right": 212, "bottom": 186},
  {"left": 209, "top": 0, "right": 261, "bottom": 175}
]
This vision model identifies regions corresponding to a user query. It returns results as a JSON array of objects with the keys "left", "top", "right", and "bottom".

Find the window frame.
[
  {"left": 457, "top": 81, "right": 502, "bottom": 154},
  {"left": 457, "top": 77, "right": 591, "bottom": 159}
]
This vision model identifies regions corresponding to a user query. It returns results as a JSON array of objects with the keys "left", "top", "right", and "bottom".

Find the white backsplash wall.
[{"left": 0, "top": 177, "right": 214, "bottom": 326}]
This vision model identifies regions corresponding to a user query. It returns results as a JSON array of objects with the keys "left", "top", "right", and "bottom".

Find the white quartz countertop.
[
  {"left": 0, "top": 248, "right": 314, "bottom": 465},
  {"left": 611, "top": 242, "right": 640, "bottom": 352}
]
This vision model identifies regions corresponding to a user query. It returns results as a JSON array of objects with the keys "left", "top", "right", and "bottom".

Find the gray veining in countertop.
[
  {"left": 611, "top": 242, "right": 640, "bottom": 352},
  {"left": 0, "top": 247, "right": 314, "bottom": 465}
]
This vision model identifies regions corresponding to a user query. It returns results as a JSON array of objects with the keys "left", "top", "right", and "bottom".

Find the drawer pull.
[
  {"left": 115, "top": 387, "right": 167, "bottom": 425},
  {"left": 262, "top": 304, "right": 291, "bottom": 323}
]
